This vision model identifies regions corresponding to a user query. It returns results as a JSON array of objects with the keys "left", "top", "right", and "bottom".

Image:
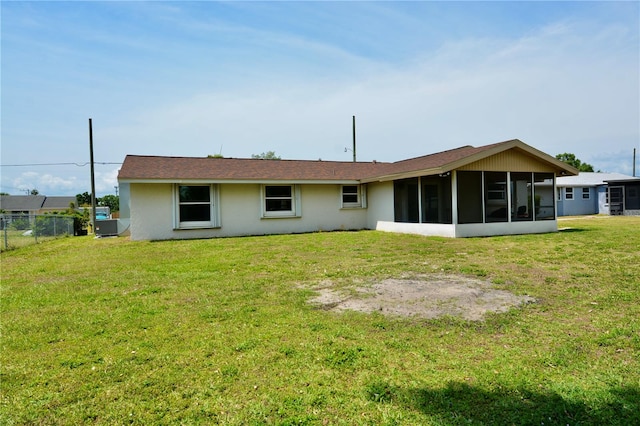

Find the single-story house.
[
  {"left": 0, "top": 195, "right": 77, "bottom": 224},
  {"left": 605, "top": 177, "right": 640, "bottom": 216},
  {"left": 556, "top": 172, "right": 639, "bottom": 216},
  {"left": 117, "top": 139, "right": 578, "bottom": 241}
]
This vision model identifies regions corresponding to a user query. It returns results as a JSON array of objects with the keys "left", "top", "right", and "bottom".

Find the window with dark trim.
[
  {"left": 582, "top": 188, "right": 590, "bottom": 199},
  {"left": 565, "top": 187, "right": 574, "bottom": 200}
]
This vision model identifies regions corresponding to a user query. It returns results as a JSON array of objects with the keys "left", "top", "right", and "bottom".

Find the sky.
[{"left": 1, "top": 1, "right": 639, "bottom": 197}]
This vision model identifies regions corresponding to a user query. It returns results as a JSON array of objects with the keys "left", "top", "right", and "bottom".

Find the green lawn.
[{"left": 1, "top": 216, "right": 639, "bottom": 425}]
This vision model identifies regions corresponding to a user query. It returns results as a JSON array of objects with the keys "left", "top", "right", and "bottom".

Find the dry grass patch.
[{"left": 308, "top": 273, "right": 535, "bottom": 320}]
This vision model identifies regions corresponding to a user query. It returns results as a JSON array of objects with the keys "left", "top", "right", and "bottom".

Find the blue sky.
[{"left": 2, "top": 1, "right": 638, "bottom": 196}]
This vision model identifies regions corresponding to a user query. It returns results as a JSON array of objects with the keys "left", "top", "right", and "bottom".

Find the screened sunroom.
[
  {"left": 389, "top": 171, "right": 557, "bottom": 237},
  {"left": 372, "top": 139, "right": 574, "bottom": 238}
]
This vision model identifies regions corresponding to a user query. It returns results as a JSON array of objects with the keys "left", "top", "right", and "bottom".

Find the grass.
[
  {"left": 1, "top": 216, "right": 639, "bottom": 425},
  {"left": 0, "top": 229, "right": 66, "bottom": 252}
]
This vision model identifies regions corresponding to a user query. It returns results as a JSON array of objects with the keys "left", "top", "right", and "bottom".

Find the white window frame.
[
  {"left": 261, "top": 184, "right": 301, "bottom": 218},
  {"left": 582, "top": 187, "right": 590, "bottom": 199},
  {"left": 174, "top": 184, "right": 220, "bottom": 229},
  {"left": 341, "top": 184, "right": 367, "bottom": 209},
  {"left": 565, "top": 187, "right": 574, "bottom": 200}
]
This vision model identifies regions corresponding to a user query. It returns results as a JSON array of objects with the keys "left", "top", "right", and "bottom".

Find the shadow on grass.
[{"left": 365, "top": 381, "right": 639, "bottom": 425}]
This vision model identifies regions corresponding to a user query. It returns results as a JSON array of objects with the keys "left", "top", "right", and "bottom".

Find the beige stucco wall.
[
  {"left": 128, "top": 182, "right": 370, "bottom": 241},
  {"left": 365, "top": 181, "right": 394, "bottom": 229},
  {"left": 129, "top": 183, "right": 174, "bottom": 240}
]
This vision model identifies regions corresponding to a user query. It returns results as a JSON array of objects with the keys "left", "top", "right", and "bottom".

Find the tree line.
[{"left": 75, "top": 192, "right": 119, "bottom": 213}]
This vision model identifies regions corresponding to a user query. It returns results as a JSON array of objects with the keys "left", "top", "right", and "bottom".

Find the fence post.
[{"left": 2, "top": 217, "right": 7, "bottom": 250}]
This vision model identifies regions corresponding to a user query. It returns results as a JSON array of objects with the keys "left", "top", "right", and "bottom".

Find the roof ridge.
[
  {"left": 391, "top": 145, "right": 476, "bottom": 164},
  {"left": 124, "top": 154, "right": 389, "bottom": 165}
]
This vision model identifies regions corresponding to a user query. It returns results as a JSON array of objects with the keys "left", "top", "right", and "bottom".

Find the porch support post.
[
  {"left": 451, "top": 171, "right": 458, "bottom": 225},
  {"left": 417, "top": 176, "right": 422, "bottom": 223},
  {"left": 481, "top": 172, "right": 486, "bottom": 223},
  {"left": 507, "top": 172, "right": 512, "bottom": 223}
]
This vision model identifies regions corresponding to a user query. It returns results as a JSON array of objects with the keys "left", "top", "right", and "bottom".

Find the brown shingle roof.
[
  {"left": 118, "top": 156, "right": 394, "bottom": 182},
  {"left": 118, "top": 139, "right": 577, "bottom": 183}
]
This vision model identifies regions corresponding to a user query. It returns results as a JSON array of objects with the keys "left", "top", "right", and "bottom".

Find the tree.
[
  {"left": 555, "top": 153, "right": 595, "bottom": 172},
  {"left": 251, "top": 151, "right": 281, "bottom": 160},
  {"left": 99, "top": 195, "right": 119, "bottom": 213},
  {"left": 30, "top": 189, "right": 39, "bottom": 195},
  {"left": 76, "top": 192, "right": 92, "bottom": 206}
]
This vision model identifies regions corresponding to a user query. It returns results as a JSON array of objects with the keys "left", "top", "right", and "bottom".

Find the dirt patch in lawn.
[{"left": 308, "top": 274, "right": 535, "bottom": 321}]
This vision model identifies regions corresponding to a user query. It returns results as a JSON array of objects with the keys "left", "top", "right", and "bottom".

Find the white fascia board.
[
  {"left": 557, "top": 182, "right": 604, "bottom": 188},
  {"left": 118, "top": 178, "right": 361, "bottom": 185},
  {"left": 361, "top": 168, "right": 444, "bottom": 183}
]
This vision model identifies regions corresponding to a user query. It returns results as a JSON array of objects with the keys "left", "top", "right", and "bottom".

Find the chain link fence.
[{"left": 1, "top": 214, "right": 78, "bottom": 251}]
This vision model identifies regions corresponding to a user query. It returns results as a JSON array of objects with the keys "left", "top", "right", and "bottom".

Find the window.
[
  {"left": 582, "top": 188, "right": 590, "bottom": 199},
  {"left": 565, "top": 187, "right": 574, "bottom": 200},
  {"left": 511, "top": 172, "right": 532, "bottom": 221},
  {"left": 341, "top": 185, "right": 366, "bottom": 208},
  {"left": 394, "top": 178, "right": 419, "bottom": 223},
  {"left": 533, "top": 173, "right": 555, "bottom": 220},
  {"left": 485, "top": 172, "right": 508, "bottom": 223},
  {"left": 421, "top": 175, "right": 452, "bottom": 224},
  {"left": 175, "top": 185, "right": 220, "bottom": 229},
  {"left": 262, "top": 185, "right": 300, "bottom": 218},
  {"left": 457, "top": 171, "right": 483, "bottom": 224}
]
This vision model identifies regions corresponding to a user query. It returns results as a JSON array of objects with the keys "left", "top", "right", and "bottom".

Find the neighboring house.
[
  {"left": 117, "top": 139, "right": 578, "bottom": 241},
  {"left": 606, "top": 177, "right": 640, "bottom": 216},
  {"left": 0, "top": 195, "right": 76, "bottom": 223},
  {"left": 556, "top": 172, "right": 639, "bottom": 216}
]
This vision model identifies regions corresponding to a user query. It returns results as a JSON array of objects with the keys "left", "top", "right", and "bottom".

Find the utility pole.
[
  {"left": 352, "top": 115, "right": 357, "bottom": 162},
  {"left": 89, "top": 118, "right": 97, "bottom": 235}
]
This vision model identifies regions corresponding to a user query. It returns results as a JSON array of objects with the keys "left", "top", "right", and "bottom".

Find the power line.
[{"left": 0, "top": 162, "right": 122, "bottom": 167}]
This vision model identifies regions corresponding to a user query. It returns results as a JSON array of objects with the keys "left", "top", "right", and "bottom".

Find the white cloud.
[
  {"left": 95, "top": 168, "right": 120, "bottom": 195},
  {"left": 8, "top": 171, "right": 77, "bottom": 195},
  {"left": 2, "top": 166, "right": 120, "bottom": 197},
  {"left": 98, "top": 16, "right": 637, "bottom": 169},
  {"left": 2, "top": 2, "right": 637, "bottom": 196}
]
